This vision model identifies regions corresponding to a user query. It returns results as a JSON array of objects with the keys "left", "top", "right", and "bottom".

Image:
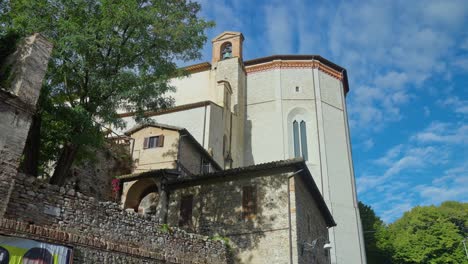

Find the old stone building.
[{"left": 113, "top": 31, "right": 366, "bottom": 264}]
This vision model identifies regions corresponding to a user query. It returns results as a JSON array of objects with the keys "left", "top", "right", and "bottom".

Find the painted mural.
[{"left": 0, "top": 235, "right": 72, "bottom": 264}]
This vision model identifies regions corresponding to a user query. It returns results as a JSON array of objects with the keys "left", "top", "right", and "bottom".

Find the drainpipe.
[{"left": 287, "top": 168, "right": 304, "bottom": 264}]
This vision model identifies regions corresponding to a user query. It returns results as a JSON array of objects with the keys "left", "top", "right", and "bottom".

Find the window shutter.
[
  {"left": 158, "top": 135, "right": 165, "bottom": 147},
  {"left": 143, "top": 137, "right": 149, "bottom": 149},
  {"left": 179, "top": 195, "right": 193, "bottom": 227},
  {"left": 242, "top": 186, "right": 257, "bottom": 219}
]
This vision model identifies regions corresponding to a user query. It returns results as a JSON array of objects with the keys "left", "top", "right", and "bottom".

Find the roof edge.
[{"left": 244, "top": 55, "right": 349, "bottom": 94}]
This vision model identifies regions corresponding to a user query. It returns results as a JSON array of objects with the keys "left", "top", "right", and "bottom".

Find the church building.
[{"left": 114, "top": 31, "right": 366, "bottom": 264}]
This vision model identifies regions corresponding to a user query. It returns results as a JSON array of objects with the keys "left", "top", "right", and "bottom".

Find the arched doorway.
[{"left": 124, "top": 178, "right": 160, "bottom": 214}]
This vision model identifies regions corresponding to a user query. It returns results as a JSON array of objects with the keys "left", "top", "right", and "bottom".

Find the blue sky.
[{"left": 187, "top": 0, "right": 468, "bottom": 222}]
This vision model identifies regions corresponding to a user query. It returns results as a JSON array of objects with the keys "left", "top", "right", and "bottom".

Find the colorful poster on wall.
[{"left": 0, "top": 235, "right": 72, "bottom": 264}]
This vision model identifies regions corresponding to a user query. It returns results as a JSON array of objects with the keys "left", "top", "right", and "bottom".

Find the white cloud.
[
  {"left": 415, "top": 164, "right": 468, "bottom": 205},
  {"left": 438, "top": 96, "right": 468, "bottom": 114},
  {"left": 412, "top": 121, "right": 468, "bottom": 144},
  {"left": 329, "top": 0, "right": 467, "bottom": 132},
  {"left": 263, "top": 5, "right": 295, "bottom": 54},
  {"left": 374, "top": 144, "right": 403, "bottom": 166},
  {"left": 362, "top": 139, "right": 375, "bottom": 151},
  {"left": 424, "top": 106, "right": 431, "bottom": 117}
]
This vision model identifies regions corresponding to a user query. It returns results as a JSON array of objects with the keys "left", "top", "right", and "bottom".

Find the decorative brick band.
[
  {"left": 245, "top": 60, "right": 343, "bottom": 80},
  {"left": 0, "top": 218, "right": 164, "bottom": 261}
]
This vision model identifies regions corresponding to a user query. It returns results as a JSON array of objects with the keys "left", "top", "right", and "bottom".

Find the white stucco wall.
[
  {"left": 168, "top": 70, "right": 216, "bottom": 106},
  {"left": 245, "top": 65, "right": 366, "bottom": 264}
]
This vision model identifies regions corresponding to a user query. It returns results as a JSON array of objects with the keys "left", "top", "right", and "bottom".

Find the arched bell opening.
[{"left": 220, "top": 42, "right": 233, "bottom": 60}]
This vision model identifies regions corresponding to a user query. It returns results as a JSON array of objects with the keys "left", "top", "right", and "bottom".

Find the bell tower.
[
  {"left": 211, "top": 31, "right": 244, "bottom": 65},
  {"left": 211, "top": 31, "right": 246, "bottom": 168}
]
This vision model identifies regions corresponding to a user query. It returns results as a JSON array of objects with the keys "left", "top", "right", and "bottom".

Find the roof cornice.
[{"left": 244, "top": 55, "right": 349, "bottom": 94}]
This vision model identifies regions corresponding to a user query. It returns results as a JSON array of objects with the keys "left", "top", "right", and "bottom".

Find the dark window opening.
[
  {"left": 242, "top": 186, "right": 257, "bottom": 220},
  {"left": 201, "top": 158, "right": 211, "bottom": 174},
  {"left": 178, "top": 195, "right": 193, "bottom": 227}
]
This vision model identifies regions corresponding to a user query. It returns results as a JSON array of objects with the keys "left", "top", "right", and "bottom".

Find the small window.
[
  {"left": 201, "top": 158, "right": 211, "bottom": 174},
  {"left": 143, "top": 135, "right": 164, "bottom": 149},
  {"left": 242, "top": 186, "right": 257, "bottom": 220},
  {"left": 178, "top": 195, "right": 193, "bottom": 227},
  {"left": 295, "top": 86, "right": 300, "bottom": 92}
]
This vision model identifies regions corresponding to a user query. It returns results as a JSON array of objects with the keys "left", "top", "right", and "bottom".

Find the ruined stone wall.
[
  {"left": 67, "top": 143, "right": 132, "bottom": 201},
  {"left": 0, "top": 34, "right": 53, "bottom": 217},
  {"left": 3, "top": 173, "right": 230, "bottom": 263}
]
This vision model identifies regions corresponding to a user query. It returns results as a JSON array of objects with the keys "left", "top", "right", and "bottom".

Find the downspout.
[{"left": 287, "top": 168, "right": 304, "bottom": 264}]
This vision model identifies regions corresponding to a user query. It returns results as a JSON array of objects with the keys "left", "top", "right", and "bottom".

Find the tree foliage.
[
  {"left": 360, "top": 201, "right": 468, "bottom": 264},
  {"left": 359, "top": 201, "right": 392, "bottom": 264},
  {"left": 1, "top": 0, "right": 214, "bottom": 183},
  {"left": 387, "top": 201, "right": 467, "bottom": 264}
]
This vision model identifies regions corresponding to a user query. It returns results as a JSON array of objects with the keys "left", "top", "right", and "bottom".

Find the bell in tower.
[
  {"left": 221, "top": 42, "right": 233, "bottom": 59},
  {"left": 211, "top": 31, "right": 244, "bottom": 65}
]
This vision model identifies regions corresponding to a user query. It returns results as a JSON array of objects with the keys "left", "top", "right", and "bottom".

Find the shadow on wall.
[
  {"left": 161, "top": 141, "right": 178, "bottom": 160},
  {"left": 243, "top": 120, "right": 254, "bottom": 166}
]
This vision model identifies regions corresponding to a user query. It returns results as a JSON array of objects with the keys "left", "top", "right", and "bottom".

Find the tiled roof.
[
  {"left": 124, "top": 123, "right": 184, "bottom": 135},
  {"left": 116, "top": 169, "right": 179, "bottom": 181},
  {"left": 118, "top": 101, "right": 221, "bottom": 118}
]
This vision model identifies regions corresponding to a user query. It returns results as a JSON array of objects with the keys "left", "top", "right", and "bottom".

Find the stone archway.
[{"left": 124, "top": 178, "right": 160, "bottom": 214}]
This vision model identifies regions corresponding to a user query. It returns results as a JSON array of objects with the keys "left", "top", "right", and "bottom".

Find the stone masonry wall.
[
  {"left": 67, "top": 143, "right": 132, "bottom": 201},
  {"left": 294, "top": 176, "right": 330, "bottom": 264},
  {"left": 4, "top": 173, "right": 230, "bottom": 263},
  {"left": 167, "top": 173, "right": 291, "bottom": 263},
  {"left": 0, "top": 34, "right": 53, "bottom": 217}
]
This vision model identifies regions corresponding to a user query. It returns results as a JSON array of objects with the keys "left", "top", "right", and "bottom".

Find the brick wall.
[{"left": 3, "top": 174, "right": 230, "bottom": 263}]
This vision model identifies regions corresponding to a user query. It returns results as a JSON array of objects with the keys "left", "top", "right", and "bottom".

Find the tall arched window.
[{"left": 293, "top": 120, "right": 308, "bottom": 160}]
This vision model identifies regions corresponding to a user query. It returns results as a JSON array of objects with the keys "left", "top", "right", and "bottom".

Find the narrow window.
[
  {"left": 242, "top": 186, "right": 257, "bottom": 220},
  {"left": 295, "top": 86, "right": 300, "bottom": 92},
  {"left": 178, "top": 195, "right": 193, "bottom": 227},
  {"left": 300, "top": 121, "right": 308, "bottom": 160},
  {"left": 293, "top": 121, "right": 300, "bottom": 158}
]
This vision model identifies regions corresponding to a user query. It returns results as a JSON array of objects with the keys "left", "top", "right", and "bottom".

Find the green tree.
[
  {"left": 359, "top": 201, "right": 392, "bottom": 264},
  {"left": 1, "top": 0, "right": 213, "bottom": 184},
  {"left": 387, "top": 201, "right": 468, "bottom": 264}
]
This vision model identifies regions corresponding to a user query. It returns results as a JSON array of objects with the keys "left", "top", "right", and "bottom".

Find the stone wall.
[
  {"left": 0, "top": 34, "right": 53, "bottom": 217},
  {"left": 167, "top": 173, "right": 291, "bottom": 263},
  {"left": 294, "top": 176, "right": 330, "bottom": 264},
  {"left": 68, "top": 143, "right": 132, "bottom": 201},
  {"left": 3, "top": 173, "right": 230, "bottom": 263}
]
